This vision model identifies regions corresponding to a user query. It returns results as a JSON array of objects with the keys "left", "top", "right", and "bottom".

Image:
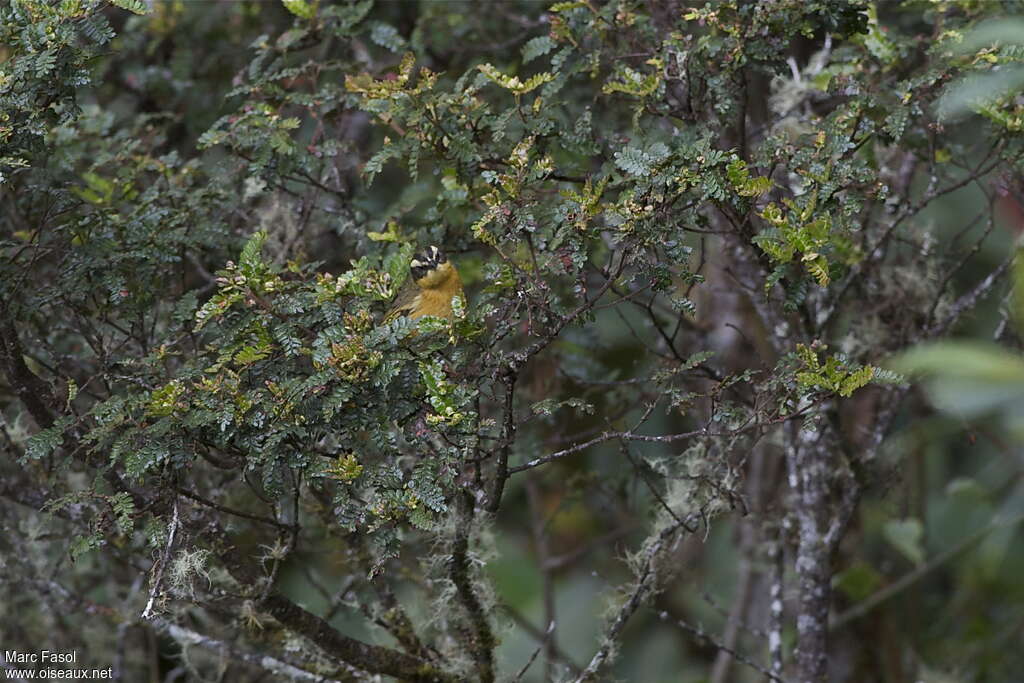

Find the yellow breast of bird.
[
  {"left": 409, "top": 284, "right": 459, "bottom": 319},
  {"left": 409, "top": 261, "right": 463, "bottom": 319}
]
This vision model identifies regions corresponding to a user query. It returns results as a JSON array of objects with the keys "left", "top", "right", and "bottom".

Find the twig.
[
  {"left": 450, "top": 491, "right": 496, "bottom": 683},
  {"left": 822, "top": 150, "right": 1010, "bottom": 330},
  {"left": 928, "top": 252, "right": 1015, "bottom": 337},
  {"left": 195, "top": 515, "right": 459, "bottom": 682},
  {"left": 508, "top": 250, "right": 626, "bottom": 373},
  {"left": 543, "top": 524, "right": 637, "bottom": 572},
  {"left": 141, "top": 498, "right": 180, "bottom": 620},
  {"left": 993, "top": 288, "right": 1016, "bottom": 342},
  {"left": 656, "top": 610, "right": 786, "bottom": 683},
  {"left": 501, "top": 604, "right": 583, "bottom": 674},
  {"left": 151, "top": 616, "right": 360, "bottom": 682},
  {"left": 173, "top": 485, "right": 291, "bottom": 531},
  {"left": 571, "top": 519, "right": 691, "bottom": 682},
  {"left": 485, "top": 376, "right": 516, "bottom": 512},
  {"left": 513, "top": 621, "right": 555, "bottom": 682},
  {"left": 349, "top": 533, "right": 434, "bottom": 660},
  {"left": 525, "top": 475, "right": 557, "bottom": 681},
  {"left": 621, "top": 440, "right": 689, "bottom": 528},
  {"left": 510, "top": 419, "right": 702, "bottom": 474},
  {"left": 510, "top": 403, "right": 815, "bottom": 475},
  {"left": 710, "top": 528, "right": 754, "bottom": 682},
  {"left": 710, "top": 434, "right": 778, "bottom": 682}
]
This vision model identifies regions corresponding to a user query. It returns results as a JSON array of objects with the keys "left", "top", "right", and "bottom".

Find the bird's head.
[{"left": 409, "top": 245, "right": 456, "bottom": 289}]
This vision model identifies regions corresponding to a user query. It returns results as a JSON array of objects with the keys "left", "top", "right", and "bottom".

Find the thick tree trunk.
[{"left": 786, "top": 419, "right": 834, "bottom": 682}]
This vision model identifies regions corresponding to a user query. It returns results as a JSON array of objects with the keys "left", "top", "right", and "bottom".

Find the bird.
[{"left": 385, "top": 245, "right": 464, "bottom": 322}]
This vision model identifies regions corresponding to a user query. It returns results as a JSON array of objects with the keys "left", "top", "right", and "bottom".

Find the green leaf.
[
  {"left": 860, "top": 4, "right": 896, "bottom": 63},
  {"left": 549, "top": 1, "right": 586, "bottom": 11},
  {"left": 882, "top": 518, "right": 925, "bottom": 566},
  {"left": 890, "top": 342, "right": 1024, "bottom": 416},
  {"left": 370, "top": 22, "right": 407, "bottom": 52},
  {"left": 25, "top": 416, "right": 73, "bottom": 460},
  {"left": 34, "top": 50, "right": 57, "bottom": 78},
  {"left": 234, "top": 345, "right": 270, "bottom": 366},
  {"left": 107, "top": 0, "right": 148, "bottom": 15},
  {"left": 282, "top": 0, "right": 316, "bottom": 20},
  {"left": 946, "top": 477, "right": 989, "bottom": 501},
  {"left": 726, "top": 159, "right": 772, "bottom": 197},
  {"left": 80, "top": 13, "right": 115, "bottom": 44},
  {"left": 834, "top": 562, "right": 883, "bottom": 602},
  {"left": 407, "top": 505, "right": 436, "bottom": 530},
  {"left": 325, "top": 453, "right": 364, "bottom": 482},
  {"left": 110, "top": 492, "right": 136, "bottom": 535},
  {"left": 602, "top": 63, "right": 662, "bottom": 97},
  {"left": 408, "top": 459, "right": 446, "bottom": 513},
  {"left": 477, "top": 63, "right": 554, "bottom": 95},
  {"left": 522, "top": 35, "right": 556, "bottom": 64},
  {"left": 891, "top": 342, "right": 1024, "bottom": 383},
  {"left": 147, "top": 381, "right": 185, "bottom": 417},
  {"left": 70, "top": 533, "right": 104, "bottom": 562},
  {"left": 839, "top": 365, "right": 875, "bottom": 397},
  {"left": 240, "top": 230, "right": 268, "bottom": 268},
  {"left": 613, "top": 142, "right": 670, "bottom": 176}
]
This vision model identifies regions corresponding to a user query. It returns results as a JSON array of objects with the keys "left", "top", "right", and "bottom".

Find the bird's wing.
[{"left": 384, "top": 277, "right": 421, "bottom": 322}]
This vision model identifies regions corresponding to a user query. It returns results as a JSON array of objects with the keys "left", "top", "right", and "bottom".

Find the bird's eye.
[{"left": 436, "top": 250, "right": 447, "bottom": 263}]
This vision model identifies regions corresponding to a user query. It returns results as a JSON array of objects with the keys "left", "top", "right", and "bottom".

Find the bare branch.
[{"left": 656, "top": 610, "right": 787, "bottom": 683}]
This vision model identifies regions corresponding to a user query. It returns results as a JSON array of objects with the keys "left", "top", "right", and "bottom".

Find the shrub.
[{"left": 2, "top": 1, "right": 1023, "bottom": 681}]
